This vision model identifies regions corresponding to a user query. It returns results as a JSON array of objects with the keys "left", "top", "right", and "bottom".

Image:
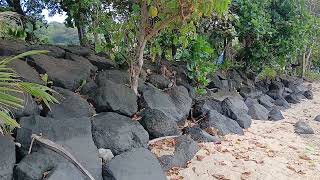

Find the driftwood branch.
[
  {"left": 29, "top": 134, "right": 95, "bottom": 180},
  {"left": 148, "top": 135, "right": 180, "bottom": 145}
]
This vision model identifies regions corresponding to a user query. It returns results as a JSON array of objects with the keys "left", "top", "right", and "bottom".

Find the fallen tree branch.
[{"left": 29, "top": 134, "right": 95, "bottom": 180}]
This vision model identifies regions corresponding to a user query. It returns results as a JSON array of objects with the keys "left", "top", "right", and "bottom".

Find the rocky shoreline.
[{"left": 0, "top": 39, "right": 315, "bottom": 180}]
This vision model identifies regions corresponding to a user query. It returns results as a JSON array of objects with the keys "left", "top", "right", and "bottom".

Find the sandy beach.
[{"left": 153, "top": 82, "right": 320, "bottom": 180}]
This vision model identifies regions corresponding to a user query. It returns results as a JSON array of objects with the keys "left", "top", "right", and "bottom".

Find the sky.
[{"left": 42, "top": 9, "right": 67, "bottom": 23}]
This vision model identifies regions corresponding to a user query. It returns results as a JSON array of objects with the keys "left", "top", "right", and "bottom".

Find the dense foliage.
[
  {"left": 234, "top": 0, "right": 314, "bottom": 73},
  {"left": 1, "top": 0, "right": 320, "bottom": 92}
]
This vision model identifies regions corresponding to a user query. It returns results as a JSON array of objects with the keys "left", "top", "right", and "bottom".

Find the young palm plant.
[{"left": 0, "top": 50, "right": 58, "bottom": 134}]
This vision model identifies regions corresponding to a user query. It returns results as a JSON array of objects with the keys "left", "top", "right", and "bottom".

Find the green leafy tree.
[
  {"left": 1, "top": 0, "right": 61, "bottom": 42},
  {"left": 103, "top": 0, "right": 230, "bottom": 94},
  {"left": 234, "top": 0, "right": 315, "bottom": 74}
]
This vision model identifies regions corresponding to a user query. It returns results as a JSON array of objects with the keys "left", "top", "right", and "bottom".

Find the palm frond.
[
  {"left": 0, "top": 50, "right": 59, "bottom": 134},
  {"left": 0, "top": 50, "right": 49, "bottom": 65},
  {"left": 18, "top": 82, "right": 59, "bottom": 109},
  {"left": 0, "top": 110, "right": 20, "bottom": 128}
]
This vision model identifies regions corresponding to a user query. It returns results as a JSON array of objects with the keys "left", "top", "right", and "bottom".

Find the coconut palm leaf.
[
  {"left": 18, "top": 82, "right": 59, "bottom": 109},
  {"left": 0, "top": 50, "right": 59, "bottom": 134}
]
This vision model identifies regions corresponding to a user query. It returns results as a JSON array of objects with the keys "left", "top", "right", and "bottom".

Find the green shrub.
[
  {"left": 234, "top": 0, "right": 313, "bottom": 71},
  {"left": 176, "top": 36, "right": 217, "bottom": 92},
  {"left": 256, "top": 66, "right": 278, "bottom": 81}
]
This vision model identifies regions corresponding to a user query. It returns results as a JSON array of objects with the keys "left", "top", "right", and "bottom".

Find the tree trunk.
[
  {"left": 75, "top": 1, "right": 88, "bottom": 47},
  {"left": 302, "top": 52, "right": 306, "bottom": 78},
  {"left": 76, "top": 25, "right": 86, "bottom": 46},
  {"left": 130, "top": 38, "right": 147, "bottom": 94},
  {"left": 93, "top": 6, "right": 101, "bottom": 49},
  {"left": 306, "top": 48, "right": 312, "bottom": 71},
  {"left": 130, "top": 0, "right": 148, "bottom": 95}
]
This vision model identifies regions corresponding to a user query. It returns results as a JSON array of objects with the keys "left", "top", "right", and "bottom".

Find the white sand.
[{"left": 153, "top": 83, "right": 320, "bottom": 180}]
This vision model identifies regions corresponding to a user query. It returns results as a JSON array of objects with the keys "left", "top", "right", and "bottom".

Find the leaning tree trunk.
[
  {"left": 130, "top": 38, "right": 147, "bottom": 94},
  {"left": 301, "top": 48, "right": 312, "bottom": 79},
  {"left": 93, "top": 6, "right": 101, "bottom": 49},
  {"left": 76, "top": 25, "right": 86, "bottom": 46},
  {"left": 302, "top": 52, "right": 306, "bottom": 78},
  {"left": 130, "top": 0, "right": 148, "bottom": 95},
  {"left": 305, "top": 48, "right": 312, "bottom": 72}
]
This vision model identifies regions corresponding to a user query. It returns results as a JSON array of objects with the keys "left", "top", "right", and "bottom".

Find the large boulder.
[
  {"left": 91, "top": 112, "right": 149, "bottom": 155},
  {"left": 59, "top": 45, "right": 92, "bottom": 56},
  {"left": 228, "top": 70, "right": 243, "bottom": 90},
  {"left": 96, "top": 70, "right": 145, "bottom": 90},
  {"left": 239, "top": 86, "right": 262, "bottom": 99},
  {"left": 47, "top": 87, "right": 95, "bottom": 118},
  {"left": 10, "top": 93, "right": 40, "bottom": 119},
  {"left": 29, "top": 45, "right": 66, "bottom": 58},
  {"left": 15, "top": 152, "right": 87, "bottom": 180},
  {"left": 91, "top": 80, "right": 137, "bottom": 116},
  {"left": 140, "top": 108, "right": 180, "bottom": 139},
  {"left": 103, "top": 148, "right": 166, "bottom": 180},
  {"left": 0, "top": 136, "right": 15, "bottom": 180},
  {"left": 268, "top": 107, "right": 284, "bottom": 121},
  {"left": 257, "top": 94, "right": 275, "bottom": 110},
  {"left": 285, "top": 94, "right": 300, "bottom": 104},
  {"left": 274, "top": 97, "right": 290, "bottom": 109},
  {"left": 281, "top": 76, "right": 303, "bottom": 88},
  {"left": 255, "top": 79, "right": 271, "bottom": 93},
  {"left": 65, "top": 52, "right": 97, "bottom": 72},
  {"left": 15, "top": 115, "right": 102, "bottom": 180},
  {"left": 80, "top": 79, "right": 98, "bottom": 97},
  {"left": 8, "top": 59, "right": 43, "bottom": 84},
  {"left": 289, "top": 83, "right": 308, "bottom": 95},
  {"left": 294, "top": 120, "right": 314, "bottom": 134},
  {"left": 245, "top": 98, "right": 269, "bottom": 120},
  {"left": 267, "top": 81, "right": 285, "bottom": 100},
  {"left": 304, "top": 90, "right": 313, "bottom": 100},
  {"left": 142, "top": 86, "right": 192, "bottom": 124},
  {"left": 200, "top": 110, "right": 244, "bottom": 135},
  {"left": 86, "top": 54, "right": 118, "bottom": 70},
  {"left": 207, "top": 75, "right": 229, "bottom": 90},
  {"left": 182, "top": 126, "right": 220, "bottom": 143},
  {"left": 29, "top": 54, "right": 91, "bottom": 91},
  {"left": 96, "top": 70, "right": 146, "bottom": 92},
  {"left": 283, "top": 87, "right": 293, "bottom": 97},
  {"left": 196, "top": 90, "right": 242, "bottom": 103},
  {"left": 193, "top": 99, "right": 222, "bottom": 117},
  {"left": 97, "top": 70, "right": 132, "bottom": 86},
  {"left": 241, "top": 73, "right": 255, "bottom": 87},
  {"left": 42, "top": 163, "right": 85, "bottom": 180},
  {"left": 147, "top": 74, "right": 172, "bottom": 89},
  {"left": 0, "top": 39, "right": 27, "bottom": 56},
  {"left": 159, "top": 135, "right": 199, "bottom": 171},
  {"left": 222, "top": 97, "right": 251, "bottom": 128}
]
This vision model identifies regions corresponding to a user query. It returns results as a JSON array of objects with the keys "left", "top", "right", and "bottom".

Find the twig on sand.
[{"left": 148, "top": 135, "right": 180, "bottom": 145}]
